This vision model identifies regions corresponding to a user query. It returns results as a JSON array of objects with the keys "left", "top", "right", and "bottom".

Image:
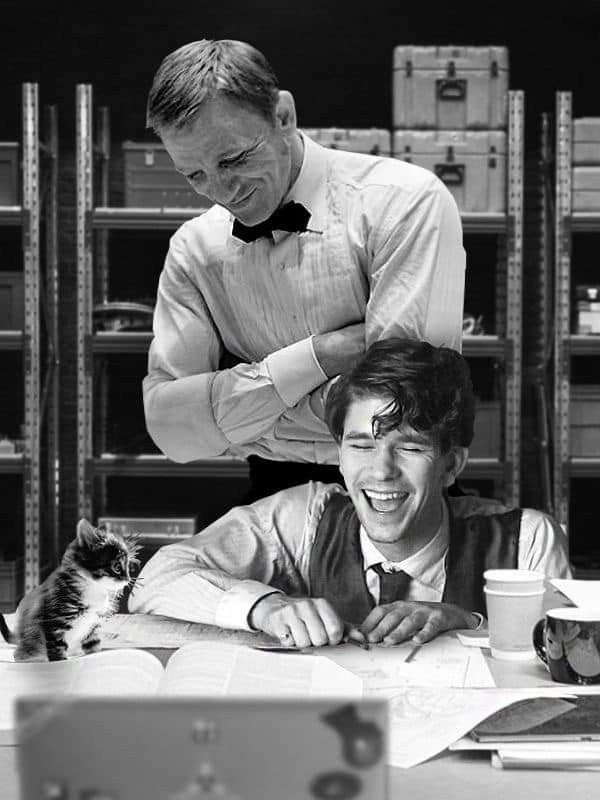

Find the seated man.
[{"left": 129, "top": 338, "right": 572, "bottom": 647}]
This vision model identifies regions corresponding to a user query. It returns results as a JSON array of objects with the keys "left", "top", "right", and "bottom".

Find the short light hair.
[
  {"left": 325, "top": 338, "right": 475, "bottom": 453},
  {"left": 146, "top": 39, "right": 280, "bottom": 132}
]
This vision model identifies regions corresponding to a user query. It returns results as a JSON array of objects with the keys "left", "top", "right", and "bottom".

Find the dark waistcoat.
[{"left": 308, "top": 492, "right": 521, "bottom": 624}]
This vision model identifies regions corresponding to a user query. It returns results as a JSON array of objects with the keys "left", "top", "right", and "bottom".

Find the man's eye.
[
  {"left": 350, "top": 444, "right": 375, "bottom": 451},
  {"left": 398, "top": 445, "right": 424, "bottom": 453},
  {"left": 221, "top": 153, "right": 248, "bottom": 168}
]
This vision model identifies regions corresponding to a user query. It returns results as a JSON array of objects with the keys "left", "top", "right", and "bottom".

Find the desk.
[{"left": 2, "top": 617, "right": 599, "bottom": 800}]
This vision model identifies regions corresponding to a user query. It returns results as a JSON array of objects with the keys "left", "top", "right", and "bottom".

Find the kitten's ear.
[{"left": 76, "top": 519, "right": 102, "bottom": 548}]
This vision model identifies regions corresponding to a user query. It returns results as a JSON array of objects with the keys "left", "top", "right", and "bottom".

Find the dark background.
[
  {"left": 2, "top": 1, "right": 599, "bottom": 563},
  {"left": 2, "top": 1, "right": 598, "bottom": 146}
]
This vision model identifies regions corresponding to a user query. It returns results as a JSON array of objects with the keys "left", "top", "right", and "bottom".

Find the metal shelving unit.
[
  {"left": 75, "top": 84, "right": 523, "bottom": 518},
  {"left": 75, "top": 84, "right": 247, "bottom": 522},
  {"left": 0, "top": 84, "right": 59, "bottom": 593},
  {"left": 553, "top": 91, "right": 600, "bottom": 530}
]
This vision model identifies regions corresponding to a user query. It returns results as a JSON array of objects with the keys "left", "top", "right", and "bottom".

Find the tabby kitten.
[{"left": 0, "top": 519, "right": 139, "bottom": 662}]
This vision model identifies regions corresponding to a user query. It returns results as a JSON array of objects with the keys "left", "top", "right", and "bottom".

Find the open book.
[{"left": 0, "top": 642, "right": 363, "bottom": 746}]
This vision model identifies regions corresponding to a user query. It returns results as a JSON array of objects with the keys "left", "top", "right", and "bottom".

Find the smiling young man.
[
  {"left": 142, "top": 39, "right": 465, "bottom": 499},
  {"left": 130, "top": 338, "right": 572, "bottom": 647}
]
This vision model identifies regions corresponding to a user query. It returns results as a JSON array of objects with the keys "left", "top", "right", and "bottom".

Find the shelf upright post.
[
  {"left": 76, "top": 84, "right": 94, "bottom": 521},
  {"left": 22, "top": 83, "right": 41, "bottom": 591},
  {"left": 505, "top": 90, "right": 524, "bottom": 508},
  {"left": 553, "top": 92, "right": 572, "bottom": 530},
  {"left": 44, "top": 104, "right": 60, "bottom": 564}
]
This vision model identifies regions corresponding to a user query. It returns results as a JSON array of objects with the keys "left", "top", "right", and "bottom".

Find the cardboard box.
[
  {"left": 570, "top": 386, "right": 600, "bottom": 457},
  {"left": 302, "top": 128, "right": 391, "bottom": 155},
  {"left": 392, "top": 45, "right": 509, "bottom": 129},
  {"left": 573, "top": 118, "right": 600, "bottom": 165},
  {"left": 0, "top": 558, "right": 23, "bottom": 612},
  {"left": 393, "top": 130, "right": 506, "bottom": 212},
  {"left": 0, "top": 143, "right": 19, "bottom": 206},
  {"left": 98, "top": 516, "right": 198, "bottom": 546},
  {"left": 0, "top": 271, "right": 24, "bottom": 330},
  {"left": 470, "top": 400, "right": 501, "bottom": 458},
  {"left": 122, "top": 142, "right": 211, "bottom": 209},
  {"left": 572, "top": 166, "right": 600, "bottom": 211}
]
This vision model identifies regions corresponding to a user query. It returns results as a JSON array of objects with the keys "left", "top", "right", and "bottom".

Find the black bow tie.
[{"left": 232, "top": 201, "right": 311, "bottom": 243}]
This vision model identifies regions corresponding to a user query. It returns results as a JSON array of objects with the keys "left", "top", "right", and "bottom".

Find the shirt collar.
[
  {"left": 283, "top": 131, "right": 327, "bottom": 233},
  {"left": 359, "top": 502, "right": 450, "bottom": 592}
]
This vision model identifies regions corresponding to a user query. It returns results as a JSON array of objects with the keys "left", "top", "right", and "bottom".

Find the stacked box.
[
  {"left": 0, "top": 558, "right": 23, "bottom": 612},
  {"left": 122, "top": 142, "right": 211, "bottom": 209},
  {"left": 570, "top": 386, "right": 600, "bottom": 456},
  {"left": 302, "top": 128, "right": 391, "bottom": 156},
  {"left": 393, "top": 130, "right": 506, "bottom": 213},
  {"left": 392, "top": 45, "right": 509, "bottom": 213},
  {"left": 393, "top": 46, "right": 509, "bottom": 130},
  {"left": 0, "top": 271, "right": 24, "bottom": 330},
  {"left": 575, "top": 285, "right": 600, "bottom": 334},
  {"left": 0, "top": 143, "right": 19, "bottom": 206},
  {"left": 98, "top": 516, "right": 197, "bottom": 546},
  {"left": 470, "top": 400, "right": 502, "bottom": 458},
  {"left": 572, "top": 119, "right": 600, "bottom": 211}
]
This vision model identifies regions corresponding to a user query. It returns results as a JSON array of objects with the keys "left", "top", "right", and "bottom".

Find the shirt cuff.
[
  {"left": 265, "top": 337, "right": 328, "bottom": 407},
  {"left": 214, "top": 580, "right": 284, "bottom": 631}
]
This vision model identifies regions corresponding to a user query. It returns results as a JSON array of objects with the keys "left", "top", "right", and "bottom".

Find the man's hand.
[
  {"left": 360, "top": 601, "right": 479, "bottom": 646},
  {"left": 249, "top": 594, "right": 345, "bottom": 648},
  {"left": 312, "top": 323, "right": 366, "bottom": 378}
]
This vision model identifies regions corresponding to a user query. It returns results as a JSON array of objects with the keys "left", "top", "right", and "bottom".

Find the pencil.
[{"left": 404, "top": 644, "right": 421, "bottom": 662}]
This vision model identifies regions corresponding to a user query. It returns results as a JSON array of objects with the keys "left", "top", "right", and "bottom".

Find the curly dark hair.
[
  {"left": 146, "top": 39, "right": 279, "bottom": 132},
  {"left": 325, "top": 338, "right": 475, "bottom": 453}
]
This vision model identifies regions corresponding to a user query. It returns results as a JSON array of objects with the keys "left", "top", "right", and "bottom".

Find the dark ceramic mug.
[{"left": 533, "top": 607, "right": 600, "bottom": 684}]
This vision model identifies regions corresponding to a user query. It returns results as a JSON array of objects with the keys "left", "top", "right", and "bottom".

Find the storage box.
[
  {"left": 392, "top": 46, "right": 509, "bottom": 130},
  {"left": 98, "top": 516, "right": 198, "bottom": 547},
  {"left": 470, "top": 400, "right": 501, "bottom": 458},
  {"left": 570, "top": 386, "right": 600, "bottom": 457},
  {"left": 122, "top": 142, "right": 211, "bottom": 209},
  {"left": 575, "top": 285, "right": 600, "bottom": 334},
  {"left": 393, "top": 130, "right": 506, "bottom": 212},
  {"left": 302, "top": 128, "right": 391, "bottom": 155},
  {"left": 0, "top": 271, "right": 24, "bottom": 330},
  {"left": 572, "top": 167, "right": 600, "bottom": 211},
  {"left": 0, "top": 558, "right": 24, "bottom": 612},
  {"left": 573, "top": 118, "right": 600, "bottom": 165},
  {"left": 0, "top": 143, "right": 19, "bottom": 206}
]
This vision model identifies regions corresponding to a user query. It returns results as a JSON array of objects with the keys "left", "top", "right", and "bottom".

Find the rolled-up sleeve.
[
  {"left": 128, "top": 483, "right": 329, "bottom": 630},
  {"left": 143, "top": 237, "right": 327, "bottom": 462},
  {"left": 365, "top": 177, "right": 465, "bottom": 353},
  {"left": 517, "top": 509, "right": 574, "bottom": 579}
]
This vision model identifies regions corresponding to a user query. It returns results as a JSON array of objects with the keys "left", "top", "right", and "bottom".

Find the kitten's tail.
[{"left": 0, "top": 612, "right": 15, "bottom": 644}]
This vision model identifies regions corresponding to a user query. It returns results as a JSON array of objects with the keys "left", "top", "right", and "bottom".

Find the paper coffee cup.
[{"left": 484, "top": 569, "right": 546, "bottom": 660}]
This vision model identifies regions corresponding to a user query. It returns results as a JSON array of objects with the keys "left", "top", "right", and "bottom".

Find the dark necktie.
[
  {"left": 372, "top": 563, "right": 412, "bottom": 605},
  {"left": 232, "top": 201, "right": 311, "bottom": 243}
]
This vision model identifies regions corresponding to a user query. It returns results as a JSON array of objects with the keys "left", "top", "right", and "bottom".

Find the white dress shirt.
[
  {"left": 143, "top": 133, "right": 466, "bottom": 463},
  {"left": 129, "top": 483, "right": 573, "bottom": 631}
]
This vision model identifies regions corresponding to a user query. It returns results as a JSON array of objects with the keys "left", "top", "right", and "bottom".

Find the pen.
[{"left": 404, "top": 644, "right": 422, "bottom": 662}]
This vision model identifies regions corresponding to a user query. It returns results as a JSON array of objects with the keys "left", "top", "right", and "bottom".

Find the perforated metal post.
[
  {"left": 22, "top": 83, "right": 41, "bottom": 591},
  {"left": 505, "top": 90, "right": 524, "bottom": 508},
  {"left": 553, "top": 93, "right": 572, "bottom": 530},
  {"left": 76, "top": 85, "right": 94, "bottom": 521},
  {"left": 44, "top": 104, "right": 60, "bottom": 563}
]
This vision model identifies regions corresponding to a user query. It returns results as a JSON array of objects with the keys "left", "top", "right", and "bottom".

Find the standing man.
[{"left": 143, "top": 39, "right": 465, "bottom": 497}]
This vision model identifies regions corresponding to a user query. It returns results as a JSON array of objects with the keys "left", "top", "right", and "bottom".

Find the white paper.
[
  {"left": 323, "top": 634, "right": 495, "bottom": 693},
  {"left": 158, "top": 642, "right": 363, "bottom": 699},
  {"left": 550, "top": 579, "right": 600, "bottom": 608},
  {"left": 384, "top": 686, "right": 600, "bottom": 768}
]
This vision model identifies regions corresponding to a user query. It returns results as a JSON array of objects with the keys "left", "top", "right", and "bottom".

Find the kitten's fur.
[{"left": 0, "top": 519, "right": 139, "bottom": 661}]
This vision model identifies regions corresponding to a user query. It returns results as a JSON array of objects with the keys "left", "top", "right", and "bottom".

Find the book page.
[
  {"left": 157, "top": 642, "right": 363, "bottom": 698},
  {"left": 550, "top": 579, "right": 600, "bottom": 608},
  {"left": 102, "top": 613, "right": 273, "bottom": 650},
  {"left": 0, "top": 649, "right": 164, "bottom": 745}
]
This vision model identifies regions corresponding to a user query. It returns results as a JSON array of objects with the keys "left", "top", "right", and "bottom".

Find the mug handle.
[{"left": 533, "top": 618, "right": 547, "bottom": 665}]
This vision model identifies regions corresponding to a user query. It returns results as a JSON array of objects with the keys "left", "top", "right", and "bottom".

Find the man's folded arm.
[{"left": 143, "top": 251, "right": 328, "bottom": 462}]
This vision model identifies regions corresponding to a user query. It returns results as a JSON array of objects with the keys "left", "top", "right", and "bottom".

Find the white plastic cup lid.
[{"left": 483, "top": 569, "right": 545, "bottom": 583}]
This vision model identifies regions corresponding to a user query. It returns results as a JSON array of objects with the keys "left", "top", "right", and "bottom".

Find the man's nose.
[
  {"left": 206, "top": 170, "right": 238, "bottom": 204},
  {"left": 371, "top": 446, "right": 398, "bottom": 478}
]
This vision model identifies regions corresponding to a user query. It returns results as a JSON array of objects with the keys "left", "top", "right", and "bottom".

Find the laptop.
[{"left": 17, "top": 697, "right": 388, "bottom": 799}]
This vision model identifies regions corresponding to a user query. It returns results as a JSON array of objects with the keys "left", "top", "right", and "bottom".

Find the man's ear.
[
  {"left": 275, "top": 90, "right": 297, "bottom": 134},
  {"left": 443, "top": 446, "right": 469, "bottom": 487}
]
